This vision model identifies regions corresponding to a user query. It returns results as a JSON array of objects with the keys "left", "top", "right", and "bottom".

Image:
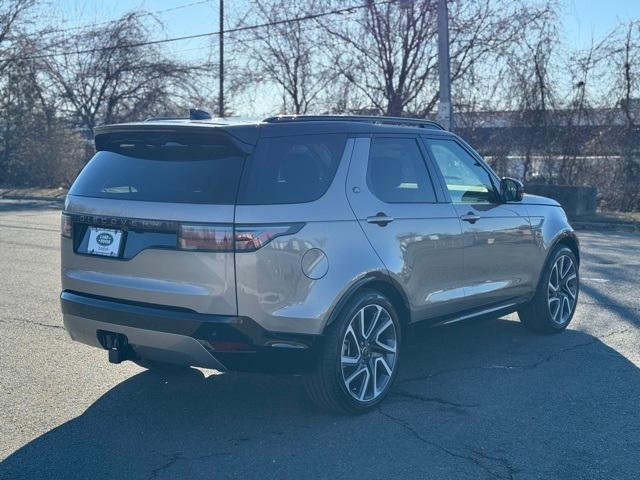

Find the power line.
[
  {"left": 164, "top": 8, "right": 361, "bottom": 55},
  {"left": 226, "top": 11, "right": 362, "bottom": 46},
  {"left": 11, "top": 0, "right": 396, "bottom": 62},
  {"left": 41, "top": 0, "right": 214, "bottom": 37},
  {"left": 22, "top": 0, "right": 215, "bottom": 58}
]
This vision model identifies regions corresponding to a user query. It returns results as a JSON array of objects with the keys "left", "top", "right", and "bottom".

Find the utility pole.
[
  {"left": 437, "top": 0, "right": 452, "bottom": 130},
  {"left": 218, "top": 0, "right": 224, "bottom": 117}
]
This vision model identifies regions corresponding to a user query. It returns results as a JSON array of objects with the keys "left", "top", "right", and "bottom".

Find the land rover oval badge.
[{"left": 96, "top": 232, "right": 114, "bottom": 246}]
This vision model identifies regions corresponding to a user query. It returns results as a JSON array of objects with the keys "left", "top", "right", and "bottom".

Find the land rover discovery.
[{"left": 60, "top": 113, "right": 580, "bottom": 413}]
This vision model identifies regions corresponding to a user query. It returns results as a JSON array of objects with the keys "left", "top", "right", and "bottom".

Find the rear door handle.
[
  {"left": 461, "top": 213, "right": 481, "bottom": 224},
  {"left": 366, "top": 212, "right": 394, "bottom": 226}
]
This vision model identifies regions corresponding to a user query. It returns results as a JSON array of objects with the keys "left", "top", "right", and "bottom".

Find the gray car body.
[{"left": 61, "top": 119, "right": 578, "bottom": 370}]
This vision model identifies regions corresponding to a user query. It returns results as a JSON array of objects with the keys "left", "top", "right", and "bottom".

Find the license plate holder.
[{"left": 86, "top": 227, "right": 123, "bottom": 257}]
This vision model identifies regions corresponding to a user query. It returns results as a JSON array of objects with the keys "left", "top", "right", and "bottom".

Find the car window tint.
[
  {"left": 70, "top": 134, "right": 245, "bottom": 204},
  {"left": 426, "top": 139, "right": 496, "bottom": 203},
  {"left": 238, "top": 134, "right": 347, "bottom": 205},
  {"left": 366, "top": 138, "right": 436, "bottom": 203}
]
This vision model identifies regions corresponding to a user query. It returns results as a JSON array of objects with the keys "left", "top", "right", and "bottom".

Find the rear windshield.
[
  {"left": 69, "top": 132, "right": 245, "bottom": 204},
  {"left": 237, "top": 133, "right": 347, "bottom": 205}
]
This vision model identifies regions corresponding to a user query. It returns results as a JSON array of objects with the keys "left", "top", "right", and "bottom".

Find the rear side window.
[
  {"left": 238, "top": 134, "right": 347, "bottom": 205},
  {"left": 69, "top": 132, "right": 245, "bottom": 204},
  {"left": 367, "top": 137, "right": 436, "bottom": 203}
]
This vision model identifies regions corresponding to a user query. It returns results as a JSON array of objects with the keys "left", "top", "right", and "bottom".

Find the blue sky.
[
  {"left": 52, "top": 0, "right": 640, "bottom": 53},
  {"left": 57, "top": 0, "right": 640, "bottom": 45},
  {"left": 564, "top": 0, "right": 639, "bottom": 46},
  {"left": 45, "top": 0, "right": 640, "bottom": 115}
]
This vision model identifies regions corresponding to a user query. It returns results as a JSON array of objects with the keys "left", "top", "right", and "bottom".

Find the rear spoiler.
[{"left": 94, "top": 122, "right": 258, "bottom": 154}]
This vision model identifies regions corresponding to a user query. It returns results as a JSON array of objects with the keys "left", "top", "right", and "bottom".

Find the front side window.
[
  {"left": 426, "top": 138, "right": 497, "bottom": 203},
  {"left": 238, "top": 134, "right": 347, "bottom": 205},
  {"left": 367, "top": 137, "right": 436, "bottom": 203}
]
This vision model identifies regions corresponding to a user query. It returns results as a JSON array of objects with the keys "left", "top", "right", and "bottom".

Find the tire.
[
  {"left": 518, "top": 246, "right": 579, "bottom": 333},
  {"left": 304, "top": 289, "right": 402, "bottom": 414}
]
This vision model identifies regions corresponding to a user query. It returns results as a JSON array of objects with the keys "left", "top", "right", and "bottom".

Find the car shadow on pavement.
[
  {"left": 2, "top": 317, "right": 639, "bottom": 479},
  {"left": 581, "top": 282, "right": 639, "bottom": 327}
]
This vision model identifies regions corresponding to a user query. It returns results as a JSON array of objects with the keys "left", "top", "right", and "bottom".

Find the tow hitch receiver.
[{"left": 96, "top": 330, "right": 132, "bottom": 364}]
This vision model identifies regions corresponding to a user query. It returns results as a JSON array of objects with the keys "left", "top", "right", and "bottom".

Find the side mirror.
[{"left": 501, "top": 177, "right": 524, "bottom": 202}]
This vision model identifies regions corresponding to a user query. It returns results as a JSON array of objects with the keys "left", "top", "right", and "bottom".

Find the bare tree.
[
  {"left": 0, "top": 0, "right": 34, "bottom": 74},
  {"left": 318, "top": 0, "right": 438, "bottom": 116},
  {"left": 555, "top": 36, "right": 609, "bottom": 184},
  {"left": 603, "top": 21, "right": 640, "bottom": 210},
  {"left": 0, "top": 0, "right": 45, "bottom": 184},
  {"left": 611, "top": 22, "right": 640, "bottom": 128},
  {"left": 234, "top": 0, "right": 334, "bottom": 114},
  {"left": 435, "top": 0, "right": 551, "bottom": 117},
  {"left": 501, "top": 5, "right": 559, "bottom": 181},
  {"left": 0, "top": 34, "right": 85, "bottom": 187},
  {"left": 44, "top": 13, "right": 194, "bottom": 133},
  {"left": 316, "top": 0, "right": 551, "bottom": 117}
]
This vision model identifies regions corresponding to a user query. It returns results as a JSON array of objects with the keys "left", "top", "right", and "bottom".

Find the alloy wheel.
[
  {"left": 548, "top": 254, "right": 578, "bottom": 325},
  {"left": 340, "top": 304, "right": 398, "bottom": 402}
]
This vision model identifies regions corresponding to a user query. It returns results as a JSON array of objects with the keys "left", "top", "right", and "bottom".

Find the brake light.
[
  {"left": 178, "top": 224, "right": 233, "bottom": 251},
  {"left": 61, "top": 213, "right": 72, "bottom": 238},
  {"left": 178, "top": 223, "right": 303, "bottom": 252},
  {"left": 234, "top": 224, "right": 303, "bottom": 252}
]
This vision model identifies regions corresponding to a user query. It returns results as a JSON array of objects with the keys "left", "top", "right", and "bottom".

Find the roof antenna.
[{"left": 190, "top": 108, "right": 212, "bottom": 120}]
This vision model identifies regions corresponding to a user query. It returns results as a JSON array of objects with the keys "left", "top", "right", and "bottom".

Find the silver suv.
[{"left": 60, "top": 114, "right": 580, "bottom": 413}]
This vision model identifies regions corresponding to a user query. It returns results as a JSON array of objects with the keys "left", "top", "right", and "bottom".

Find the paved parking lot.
[{"left": 0, "top": 200, "right": 639, "bottom": 479}]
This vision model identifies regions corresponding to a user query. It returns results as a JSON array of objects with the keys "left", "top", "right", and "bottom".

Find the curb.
[
  {"left": 571, "top": 221, "right": 639, "bottom": 233},
  {"left": 0, "top": 188, "right": 67, "bottom": 203},
  {"left": 1, "top": 194, "right": 66, "bottom": 203}
]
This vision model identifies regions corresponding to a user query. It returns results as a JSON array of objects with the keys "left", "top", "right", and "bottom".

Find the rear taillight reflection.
[
  {"left": 179, "top": 224, "right": 233, "bottom": 251},
  {"left": 234, "top": 224, "right": 304, "bottom": 252}
]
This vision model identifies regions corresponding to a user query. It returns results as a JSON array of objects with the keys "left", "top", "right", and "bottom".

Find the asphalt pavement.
[{"left": 0, "top": 199, "right": 638, "bottom": 479}]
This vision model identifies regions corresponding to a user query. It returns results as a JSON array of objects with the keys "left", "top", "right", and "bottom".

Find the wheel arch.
[
  {"left": 323, "top": 272, "right": 411, "bottom": 334},
  {"left": 551, "top": 230, "right": 580, "bottom": 266},
  {"left": 533, "top": 230, "right": 580, "bottom": 292}
]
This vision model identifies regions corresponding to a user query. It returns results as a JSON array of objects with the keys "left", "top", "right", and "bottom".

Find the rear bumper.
[{"left": 60, "top": 291, "right": 319, "bottom": 373}]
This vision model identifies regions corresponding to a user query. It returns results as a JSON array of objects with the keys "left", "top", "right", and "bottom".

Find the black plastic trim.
[
  {"left": 66, "top": 213, "right": 305, "bottom": 259},
  {"left": 60, "top": 291, "right": 319, "bottom": 373},
  {"left": 325, "top": 273, "right": 412, "bottom": 330},
  {"left": 533, "top": 231, "right": 581, "bottom": 291}
]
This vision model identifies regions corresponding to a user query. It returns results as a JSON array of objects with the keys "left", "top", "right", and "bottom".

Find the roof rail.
[
  {"left": 144, "top": 116, "right": 184, "bottom": 122},
  {"left": 262, "top": 115, "right": 445, "bottom": 130},
  {"left": 145, "top": 108, "right": 213, "bottom": 122}
]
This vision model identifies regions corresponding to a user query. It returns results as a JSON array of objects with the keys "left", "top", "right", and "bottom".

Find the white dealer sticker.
[{"left": 87, "top": 227, "right": 122, "bottom": 257}]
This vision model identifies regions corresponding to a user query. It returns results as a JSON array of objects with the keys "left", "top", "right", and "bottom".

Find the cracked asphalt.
[{"left": 0, "top": 199, "right": 639, "bottom": 479}]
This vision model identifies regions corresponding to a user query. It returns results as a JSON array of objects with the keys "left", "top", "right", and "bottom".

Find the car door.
[
  {"left": 346, "top": 135, "right": 467, "bottom": 321},
  {"left": 423, "top": 136, "right": 537, "bottom": 309}
]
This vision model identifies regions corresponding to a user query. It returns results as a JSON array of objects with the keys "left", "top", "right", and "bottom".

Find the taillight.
[
  {"left": 61, "top": 213, "right": 72, "bottom": 238},
  {"left": 178, "top": 223, "right": 303, "bottom": 252},
  {"left": 178, "top": 224, "right": 233, "bottom": 251},
  {"left": 234, "top": 224, "right": 304, "bottom": 252}
]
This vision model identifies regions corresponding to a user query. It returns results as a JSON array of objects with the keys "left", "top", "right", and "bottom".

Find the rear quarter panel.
[
  {"left": 234, "top": 138, "right": 387, "bottom": 335},
  {"left": 234, "top": 221, "right": 386, "bottom": 335}
]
